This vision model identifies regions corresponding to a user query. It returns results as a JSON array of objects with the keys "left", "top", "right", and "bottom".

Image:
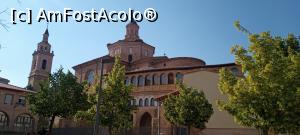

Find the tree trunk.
[
  {"left": 173, "top": 125, "right": 177, "bottom": 135},
  {"left": 47, "top": 115, "right": 56, "bottom": 135},
  {"left": 187, "top": 126, "right": 191, "bottom": 135},
  {"left": 108, "top": 126, "right": 112, "bottom": 135},
  {"left": 259, "top": 128, "right": 269, "bottom": 135}
]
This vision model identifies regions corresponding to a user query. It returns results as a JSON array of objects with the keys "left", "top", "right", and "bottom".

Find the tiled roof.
[
  {"left": 155, "top": 91, "right": 179, "bottom": 101},
  {"left": 0, "top": 83, "right": 35, "bottom": 93},
  {"left": 72, "top": 55, "right": 114, "bottom": 69}
]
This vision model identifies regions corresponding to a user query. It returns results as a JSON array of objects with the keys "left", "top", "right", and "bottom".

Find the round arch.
[
  {"left": 86, "top": 70, "right": 95, "bottom": 85},
  {"left": 139, "top": 98, "right": 143, "bottom": 107},
  {"left": 150, "top": 98, "right": 155, "bottom": 106},
  {"left": 145, "top": 74, "right": 152, "bottom": 86},
  {"left": 14, "top": 113, "right": 34, "bottom": 132},
  {"left": 138, "top": 75, "right": 145, "bottom": 86},
  {"left": 152, "top": 74, "right": 160, "bottom": 85},
  {"left": 144, "top": 98, "right": 149, "bottom": 107},
  {"left": 131, "top": 76, "right": 137, "bottom": 86},
  {"left": 160, "top": 73, "right": 168, "bottom": 85},
  {"left": 168, "top": 73, "right": 174, "bottom": 84},
  {"left": 139, "top": 112, "right": 152, "bottom": 135},
  {"left": 0, "top": 111, "right": 9, "bottom": 130}
]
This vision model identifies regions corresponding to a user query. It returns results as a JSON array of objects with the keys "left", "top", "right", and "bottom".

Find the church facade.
[{"left": 72, "top": 22, "right": 256, "bottom": 135}]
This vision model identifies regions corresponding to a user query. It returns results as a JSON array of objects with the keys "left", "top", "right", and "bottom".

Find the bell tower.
[{"left": 28, "top": 28, "right": 54, "bottom": 91}]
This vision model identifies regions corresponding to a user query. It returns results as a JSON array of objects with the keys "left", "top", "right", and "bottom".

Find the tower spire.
[{"left": 43, "top": 23, "right": 49, "bottom": 42}]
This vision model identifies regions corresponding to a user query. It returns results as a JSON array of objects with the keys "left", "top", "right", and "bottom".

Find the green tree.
[
  {"left": 163, "top": 83, "right": 213, "bottom": 135},
  {"left": 218, "top": 26, "right": 300, "bottom": 134},
  {"left": 74, "top": 77, "right": 99, "bottom": 125},
  {"left": 27, "top": 67, "right": 90, "bottom": 134},
  {"left": 100, "top": 56, "right": 136, "bottom": 135},
  {"left": 75, "top": 56, "right": 135, "bottom": 135}
]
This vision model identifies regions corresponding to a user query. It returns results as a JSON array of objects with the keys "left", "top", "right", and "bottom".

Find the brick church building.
[
  {"left": 71, "top": 21, "right": 253, "bottom": 135},
  {"left": 0, "top": 21, "right": 258, "bottom": 135}
]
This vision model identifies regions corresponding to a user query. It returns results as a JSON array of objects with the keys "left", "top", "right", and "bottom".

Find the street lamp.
[{"left": 93, "top": 57, "right": 112, "bottom": 135}]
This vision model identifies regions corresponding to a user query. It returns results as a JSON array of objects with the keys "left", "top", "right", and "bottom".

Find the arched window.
[
  {"left": 153, "top": 74, "right": 160, "bottom": 85},
  {"left": 150, "top": 98, "right": 155, "bottom": 106},
  {"left": 144, "top": 98, "right": 149, "bottom": 106},
  {"left": 42, "top": 59, "right": 47, "bottom": 70},
  {"left": 139, "top": 99, "right": 143, "bottom": 107},
  {"left": 131, "top": 76, "right": 137, "bottom": 86},
  {"left": 145, "top": 75, "right": 152, "bottom": 86},
  {"left": 14, "top": 114, "right": 34, "bottom": 132},
  {"left": 160, "top": 73, "right": 168, "bottom": 85},
  {"left": 86, "top": 70, "right": 94, "bottom": 84},
  {"left": 0, "top": 111, "right": 9, "bottom": 130},
  {"left": 168, "top": 73, "right": 174, "bottom": 84},
  {"left": 138, "top": 75, "right": 145, "bottom": 86},
  {"left": 128, "top": 54, "right": 133, "bottom": 63},
  {"left": 176, "top": 72, "right": 184, "bottom": 82},
  {"left": 125, "top": 77, "right": 130, "bottom": 85},
  {"left": 133, "top": 99, "right": 137, "bottom": 106}
]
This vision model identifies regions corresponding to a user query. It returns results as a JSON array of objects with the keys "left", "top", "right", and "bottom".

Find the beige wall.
[{"left": 183, "top": 71, "right": 258, "bottom": 134}]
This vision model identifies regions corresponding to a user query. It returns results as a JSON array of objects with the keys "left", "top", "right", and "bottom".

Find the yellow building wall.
[{"left": 183, "top": 71, "right": 256, "bottom": 131}]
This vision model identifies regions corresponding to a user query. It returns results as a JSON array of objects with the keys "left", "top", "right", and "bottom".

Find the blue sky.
[{"left": 0, "top": 0, "right": 299, "bottom": 87}]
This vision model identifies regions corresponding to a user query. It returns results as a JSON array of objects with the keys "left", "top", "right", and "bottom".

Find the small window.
[
  {"left": 128, "top": 54, "right": 133, "bottom": 63},
  {"left": 125, "top": 77, "right": 130, "bottom": 85},
  {"left": 42, "top": 59, "right": 47, "bottom": 70},
  {"left": 153, "top": 74, "right": 160, "bottom": 85},
  {"left": 18, "top": 96, "right": 26, "bottom": 106},
  {"left": 131, "top": 76, "right": 137, "bottom": 86},
  {"left": 144, "top": 98, "right": 149, "bottom": 106},
  {"left": 86, "top": 70, "right": 94, "bottom": 84},
  {"left": 176, "top": 73, "right": 184, "bottom": 82},
  {"left": 139, "top": 99, "right": 143, "bottom": 107},
  {"left": 145, "top": 75, "right": 152, "bottom": 86},
  {"left": 231, "top": 67, "right": 239, "bottom": 76},
  {"left": 168, "top": 73, "right": 174, "bottom": 84},
  {"left": 150, "top": 98, "right": 155, "bottom": 106},
  {"left": 129, "top": 48, "right": 133, "bottom": 54},
  {"left": 133, "top": 99, "right": 137, "bottom": 106},
  {"left": 160, "top": 73, "right": 168, "bottom": 85},
  {"left": 4, "top": 94, "right": 13, "bottom": 105},
  {"left": 138, "top": 75, "right": 145, "bottom": 86}
]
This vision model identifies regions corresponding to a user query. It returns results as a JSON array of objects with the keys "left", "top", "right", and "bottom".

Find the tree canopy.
[
  {"left": 218, "top": 29, "right": 300, "bottom": 134},
  {"left": 163, "top": 83, "right": 213, "bottom": 135},
  {"left": 27, "top": 67, "right": 89, "bottom": 133},
  {"left": 100, "top": 56, "right": 136, "bottom": 134},
  {"left": 75, "top": 56, "right": 135, "bottom": 135}
]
